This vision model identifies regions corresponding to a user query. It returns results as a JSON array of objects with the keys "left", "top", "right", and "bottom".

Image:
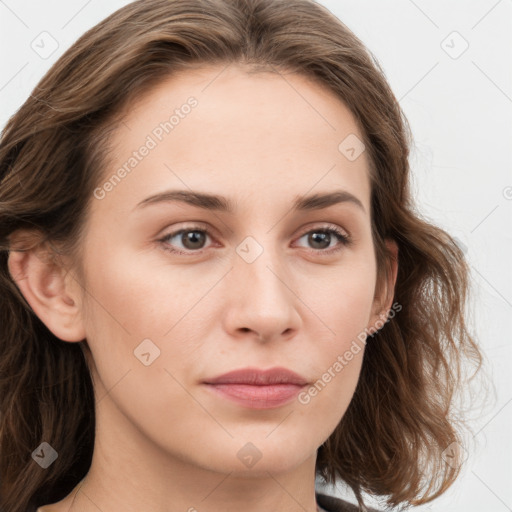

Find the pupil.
[
  {"left": 183, "top": 231, "right": 205, "bottom": 249},
  {"left": 310, "top": 232, "right": 329, "bottom": 249}
]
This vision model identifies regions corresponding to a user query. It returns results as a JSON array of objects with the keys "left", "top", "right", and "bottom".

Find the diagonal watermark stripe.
[
  {"left": 0, "top": 0, "right": 29, "bottom": 28},
  {"left": 399, "top": 62, "right": 439, "bottom": 102},
  {"left": 407, "top": 0, "right": 439, "bottom": 29},
  {"left": 472, "top": 0, "right": 503, "bottom": 30},
  {"left": 472, "top": 470, "right": 512, "bottom": 511},
  {"left": 472, "top": 61, "right": 512, "bottom": 105},
  {"left": 0, "top": 62, "right": 28, "bottom": 91},
  {"left": 61, "top": 0, "right": 92, "bottom": 29}
]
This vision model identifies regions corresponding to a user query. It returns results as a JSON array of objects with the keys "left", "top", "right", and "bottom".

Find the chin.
[{"left": 193, "top": 437, "right": 313, "bottom": 477}]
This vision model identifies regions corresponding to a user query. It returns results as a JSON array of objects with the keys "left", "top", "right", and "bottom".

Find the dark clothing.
[{"left": 316, "top": 492, "right": 381, "bottom": 512}]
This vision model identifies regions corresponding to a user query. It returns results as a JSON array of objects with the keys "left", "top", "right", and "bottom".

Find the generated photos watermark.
[
  {"left": 94, "top": 96, "right": 198, "bottom": 200},
  {"left": 298, "top": 301, "right": 402, "bottom": 405}
]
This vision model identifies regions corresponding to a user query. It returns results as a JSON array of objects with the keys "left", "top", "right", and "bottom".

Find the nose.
[{"left": 221, "top": 239, "right": 302, "bottom": 344}]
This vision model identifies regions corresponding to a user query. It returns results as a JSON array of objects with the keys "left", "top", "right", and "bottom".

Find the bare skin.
[{"left": 10, "top": 63, "right": 397, "bottom": 512}]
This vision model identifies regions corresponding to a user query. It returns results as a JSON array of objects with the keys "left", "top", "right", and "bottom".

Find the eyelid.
[
  {"left": 158, "top": 220, "right": 214, "bottom": 240},
  {"left": 159, "top": 220, "right": 351, "bottom": 240},
  {"left": 297, "top": 222, "right": 351, "bottom": 239}
]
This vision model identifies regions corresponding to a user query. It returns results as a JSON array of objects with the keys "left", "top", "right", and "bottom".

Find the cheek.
[
  {"left": 80, "top": 237, "right": 240, "bottom": 414},
  {"left": 296, "top": 256, "right": 376, "bottom": 425},
  {"left": 78, "top": 246, "right": 206, "bottom": 439},
  {"left": 297, "top": 287, "right": 370, "bottom": 441},
  {"left": 306, "top": 251, "right": 378, "bottom": 344},
  {"left": 78, "top": 243, "right": 200, "bottom": 389},
  {"left": 298, "top": 346, "right": 365, "bottom": 448},
  {"left": 81, "top": 241, "right": 206, "bottom": 339}
]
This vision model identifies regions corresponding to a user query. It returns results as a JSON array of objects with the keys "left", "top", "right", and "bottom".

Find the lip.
[
  {"left": 203, "top": 367, "right": 308, "bottom": 409},
  {"left": 204, "top": 367, "right": 308, "bottom": 386}
]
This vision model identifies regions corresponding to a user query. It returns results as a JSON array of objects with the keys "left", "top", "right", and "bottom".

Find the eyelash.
[{"left": 157, "top": 224, "right": 352, "bottom": 256}]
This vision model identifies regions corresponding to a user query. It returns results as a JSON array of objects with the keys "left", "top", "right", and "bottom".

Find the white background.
[{"left": 1, "top": 1, "right": 511, "bottom": 511}]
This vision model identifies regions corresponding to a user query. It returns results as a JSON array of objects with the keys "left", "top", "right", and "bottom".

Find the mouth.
[{"left": 202, "top": 367, "right": 309, "bottom": 410}]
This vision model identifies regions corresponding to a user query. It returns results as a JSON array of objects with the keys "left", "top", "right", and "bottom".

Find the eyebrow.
[{"left": 133, "top": 189, "right": 366, "bottom": 214}]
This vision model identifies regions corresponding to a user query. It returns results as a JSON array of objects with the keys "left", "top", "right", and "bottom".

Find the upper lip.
[{"left": 203, "top": 367, "right": 308, "bottom": 386}]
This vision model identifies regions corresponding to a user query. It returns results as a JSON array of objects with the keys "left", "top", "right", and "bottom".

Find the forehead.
[{"left": 92, "top": 64, "right": 371, "bottom": 218}]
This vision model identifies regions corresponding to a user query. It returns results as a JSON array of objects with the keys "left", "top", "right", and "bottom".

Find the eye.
[
  {"left": 158, "top": 226, "right": 214, "bottom": 255},
  {"left": 294, "top": 225, "right": 352, "bottom": 255},
  {"left": 158, "top": 224, "right": 352, "bottom": 256}
]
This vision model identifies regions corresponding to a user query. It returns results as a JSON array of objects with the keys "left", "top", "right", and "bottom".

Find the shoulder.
[{"left": 316, "top": 492, "right": 382, "bottom": 512}]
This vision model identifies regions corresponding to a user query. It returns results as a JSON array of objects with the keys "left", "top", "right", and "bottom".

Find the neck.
[{"left": 46, "top": 392, "right": 321, "bottom": 512}]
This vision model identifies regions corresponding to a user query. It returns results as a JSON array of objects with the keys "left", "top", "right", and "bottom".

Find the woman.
[{"left": 0, "top": 0, "right": 483, "bottom": 511}]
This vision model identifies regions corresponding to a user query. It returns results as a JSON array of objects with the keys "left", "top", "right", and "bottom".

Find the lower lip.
[{"left": 204, "top": 383, "right": 304, "bottom": 409}]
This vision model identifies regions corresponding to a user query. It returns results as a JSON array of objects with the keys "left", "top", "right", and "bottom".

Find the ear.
[
  {"left": 7, "top": 231, "right": 86, "bottom": 342},
  {"left": 367, "top": 238, "right": 399, "bottom": 333}
]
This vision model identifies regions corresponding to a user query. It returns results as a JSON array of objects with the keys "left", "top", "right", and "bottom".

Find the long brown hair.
[{"left": 0, "top": 0, "right": 485, "bottom": 510}]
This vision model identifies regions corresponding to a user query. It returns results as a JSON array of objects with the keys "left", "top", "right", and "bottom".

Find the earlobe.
[{"left": 7, "top": 240, "right": 86, "bottom": 342}]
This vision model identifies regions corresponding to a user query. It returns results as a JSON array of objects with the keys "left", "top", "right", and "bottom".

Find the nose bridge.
[
  {"left": 236, "top": 233, "right": 289, "bottom": 303},
  {"left": 225, "top": 231, "right": 299, "bottom": 339}
]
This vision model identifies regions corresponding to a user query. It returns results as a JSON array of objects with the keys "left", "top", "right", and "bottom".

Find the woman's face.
[{"left": 73, "top": 64, "right": 393, "bottom": 476}]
